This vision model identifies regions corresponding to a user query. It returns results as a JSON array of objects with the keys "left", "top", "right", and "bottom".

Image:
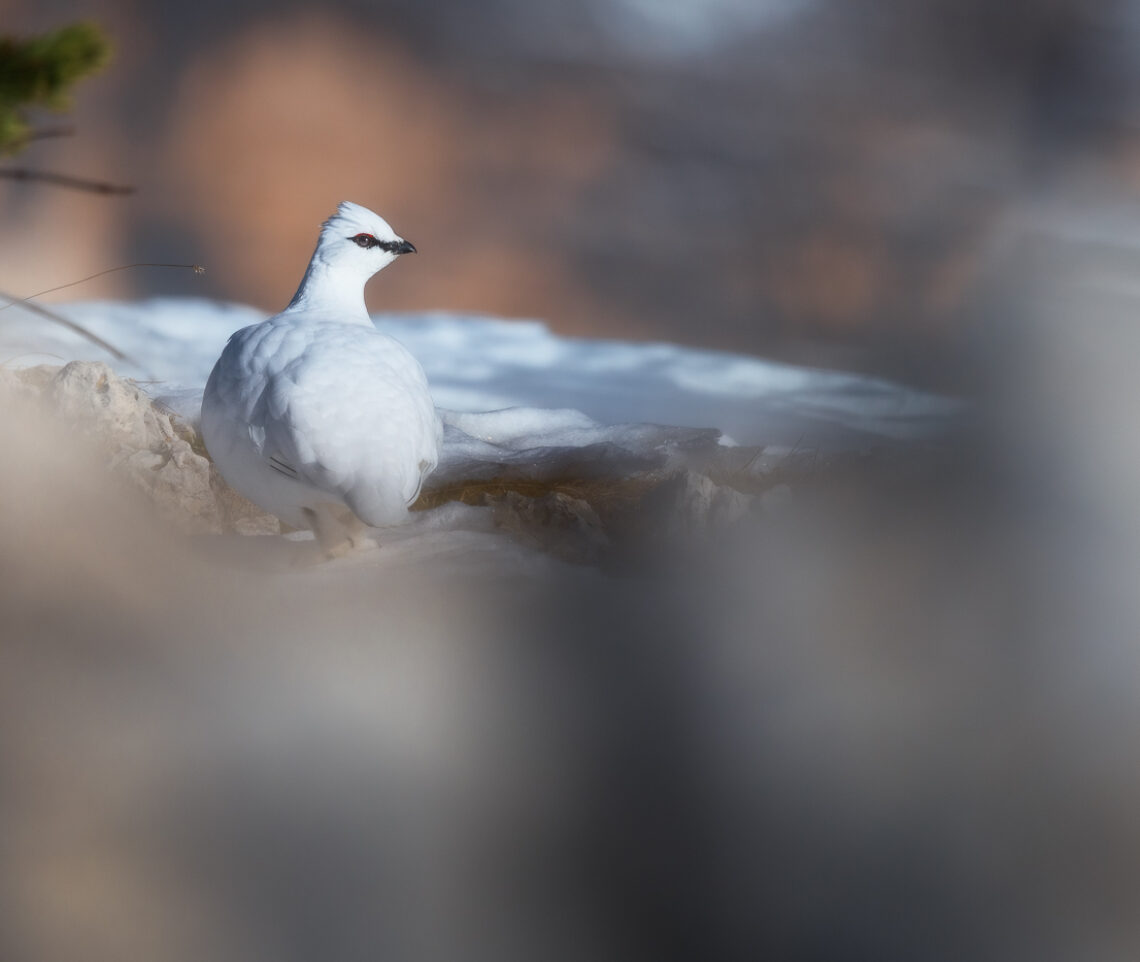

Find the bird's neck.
[{"left": 284, "top": 255, "right": 372, "bottom": 323}]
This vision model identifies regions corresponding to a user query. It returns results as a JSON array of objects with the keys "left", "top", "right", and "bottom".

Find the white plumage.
[{"left": 201, "top": 202, "right": 441, "bottom": 551}]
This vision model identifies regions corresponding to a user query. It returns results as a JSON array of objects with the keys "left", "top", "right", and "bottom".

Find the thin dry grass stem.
[
  {"left": 0, "top": 263, "right": 206, "bottom": 313},
  {"left": 1, "top": 351, "right": 66, "bottom": 368},
  {"left": 0, "top": 167, "right": 134, "bottom": 194},
  {"left": 19, "top": 126, "right": 75, "bottom": 143},
  {"left": 0, "top": 288, "right": 137, "bottom": 365}
]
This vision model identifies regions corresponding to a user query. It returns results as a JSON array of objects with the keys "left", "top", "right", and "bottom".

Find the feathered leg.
[{"left": 301, "top": 504, "right": 372, "bottom": 560}]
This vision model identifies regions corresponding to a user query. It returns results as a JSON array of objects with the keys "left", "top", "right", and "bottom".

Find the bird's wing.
[{"left": 257, "top": 326, "right": 440, "bottom": 516}]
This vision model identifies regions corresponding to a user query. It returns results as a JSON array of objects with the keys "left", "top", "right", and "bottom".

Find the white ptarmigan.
[{"left": 201, "top": 202, "right": 441, "bottom": 554}]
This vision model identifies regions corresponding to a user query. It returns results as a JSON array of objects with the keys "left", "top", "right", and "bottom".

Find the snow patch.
[{"left": 0, "top": 298, "right": 962, "bottom": 453}]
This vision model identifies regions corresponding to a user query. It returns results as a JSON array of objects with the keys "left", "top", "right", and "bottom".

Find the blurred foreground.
[
  {"left": 4, "top": 238, "right": 1140, "bottom": 961},
  {"left": 7, "top": 1, "right": 1140, "bottom": 956}
]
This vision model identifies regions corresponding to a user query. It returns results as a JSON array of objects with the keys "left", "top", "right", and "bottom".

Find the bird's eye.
[{"left": 351, "top": 233, "right": 376, "bottom": 248}]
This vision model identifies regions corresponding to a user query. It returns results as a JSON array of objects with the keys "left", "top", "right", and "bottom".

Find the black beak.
[{"left": 395, "top": 239, "right": 416, "bottom": 255}]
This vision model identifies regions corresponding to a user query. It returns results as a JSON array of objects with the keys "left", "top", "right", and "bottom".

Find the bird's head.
[{"left": 315, "top": 201, "right": 416, "bottom": 278}]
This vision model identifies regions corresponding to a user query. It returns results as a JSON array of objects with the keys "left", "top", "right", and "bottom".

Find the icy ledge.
[
  {"left": 0, "top": 298, "right": 964, "bottom": 451},
  {"left": 0, "top": 361, "right": 785, "bottom": 568}
]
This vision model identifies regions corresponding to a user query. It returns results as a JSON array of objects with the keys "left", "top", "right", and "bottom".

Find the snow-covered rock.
[
  {"left": 0, "top": 298, "right": 964, "bottom": 566},
  {"left": 0, "top": 362, "right": 767, "bottom": 561}
]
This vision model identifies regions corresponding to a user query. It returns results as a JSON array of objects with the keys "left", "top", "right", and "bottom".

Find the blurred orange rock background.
[{"left": 3, "top": 0, "right": 1136, "bottom": 387}]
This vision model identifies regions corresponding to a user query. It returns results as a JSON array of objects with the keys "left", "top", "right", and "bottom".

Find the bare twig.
[
  {"left": 0, "top": 167, "right": 134, "bottom": 195},
  {"left": 1, "top": 351, "right": 67, "bottom": 368},
  {"left": 0, "top": 289, "right": 137, "bottom": 364},
  {"left": 0, "top": 263, "right": 206, "bottom": 313},
  {"left": 22, "top": 126, "right": 76, "bottom": 142}
]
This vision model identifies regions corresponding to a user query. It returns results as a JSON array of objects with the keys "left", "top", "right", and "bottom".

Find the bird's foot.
[{"left": 300, "top": 505, "right": 373, "bottom": 563}]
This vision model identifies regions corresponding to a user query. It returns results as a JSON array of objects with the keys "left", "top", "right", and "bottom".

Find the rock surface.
[
  {"left": 480, "top": 490, "right": 610, "bottom": 565},
  {"left": 641, "top": 469, "right": 755, "bottom": 543},
  {"left": 1, "top": 361, "right": 767, "bottom": 559},
  {"left": 2, "top": 362, "right": 279, "bottom": 535}
]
